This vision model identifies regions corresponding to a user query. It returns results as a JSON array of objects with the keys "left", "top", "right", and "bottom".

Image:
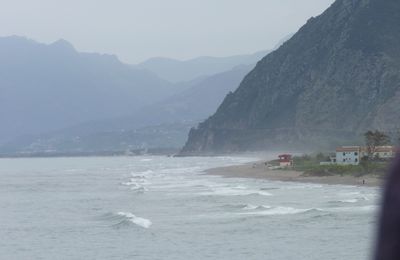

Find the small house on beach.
[
  {"left": 278, "top": 154, "right": 293, "bottom": 167},
  {"left": 364, "top": 146, "right": 397, "bottom": 159},
  {"left": 323, "top": 145, "right": 397, "bottom": 166}
]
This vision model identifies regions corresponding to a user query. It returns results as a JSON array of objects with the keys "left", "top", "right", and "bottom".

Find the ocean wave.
[
  {"left": 159, "top": 166, "right": 203, "bottom": 175},
  {"left": 239, "top": 206, "right": 320, "bottom": 216},
  {"left": 221, "top": 204, "right": 272, "bottom": 211},
  {"left": 122, "top": 176, "right": 150, "bottom": 186},
  {"left": 339, "top": 192, "right": 361, "bottom": 196},
  {"left": 327, "top": 205, "right": 378, "bottom": 213},
  {"left": 117, "top": 212, "right": 152, "bottom": 228},
  {"left": 108, "top": 212, "right": 152, "bottom": 228},
  {"left": 130, "top": 185, "right": 148, "bottom": 193},
  {"left": 328, "top": 199, "right": 358, "bottom": 204},
  {"left": 243, "top": 204, "right": 272, "bottom": 210},
  {"left": 201, "top": 187, "right": 272, "bottom": 197},
  {"left": 131, "top": 170, "right": 154, "bottom": 177},
  {"left": 260, "top": 187, "right": 280, "bottom": 191},
  {"left": 122, "top": 173, "right": 151, "bottom": 193},
  {"left": 98, "top": 212, "right": 152, "bottom": 229}
]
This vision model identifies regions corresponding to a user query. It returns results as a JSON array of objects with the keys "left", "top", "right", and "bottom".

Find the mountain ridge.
[
  {"left": 181, "top": 0, "right": 400, "bottom": 155},
  {"left": 0, "top": 36, "right": 174, "bottom": 143},
  {"left": 136, "top": 50, "right": 270, "bottom": 82}
]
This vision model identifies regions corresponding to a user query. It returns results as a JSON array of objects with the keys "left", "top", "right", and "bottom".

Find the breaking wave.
[
  {"left": 201, "top": 186, "right": 272, "bottom": 197},
  {"left": 239, "top": 206, "right": 321, "bottom": 216},
  {"left": 221, "top": 204, "right": 272, "bottom": 211},
  {"left": 101, "top": 212, "right": 152, "bottom": 229},
  {"left": 116, "top": 212, "right": 152, "bottom": 228},
  {"left": 242, "top": 204, "right": 272, "bottom": 210}
]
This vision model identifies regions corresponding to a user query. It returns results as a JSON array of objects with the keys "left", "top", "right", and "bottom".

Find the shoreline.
[{"left": 206, "top": 160, "right": 384, "bottom": 188}]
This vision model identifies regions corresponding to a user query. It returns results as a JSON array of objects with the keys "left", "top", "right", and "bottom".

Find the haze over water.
[{"left": 0, "top": 156, "right": 378, "bottom": 260}]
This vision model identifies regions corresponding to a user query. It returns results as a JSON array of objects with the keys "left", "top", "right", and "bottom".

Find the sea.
[{"left": 0, "top": 155, "right": 380, "bottom": 260}]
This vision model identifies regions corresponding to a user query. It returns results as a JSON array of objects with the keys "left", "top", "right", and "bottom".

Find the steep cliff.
[{"left": 181, "top": 0, "right": 400, "bottom": 154}]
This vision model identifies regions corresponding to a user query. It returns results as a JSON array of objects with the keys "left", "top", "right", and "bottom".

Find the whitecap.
[
  {"left": 243, "top": 204, "right": 258, "bottom": 210},
  {"left": 201, "top": 187, "right": 272, "bottom": 197},
  {"left": 327, "top": 205, "right": 378, "bottom": 213},
  {"left": 122, "top": 177, "right": 150, "bottom": 186},
  {"left": 243, "top": 204, "right": 272, "bottom": 210},
  {"left": 239, "top": 206, "right": 317, "bottom": 216},
  {"left": 130, "top": 186, "right": 148, "bottom": 193},
  {"left": 329, "top": 199, "right": 358, "bottom": 204},
  {"left": 116, "top": 212, "right": 152, "bottom": 228},
  {"left": 340, "top": 199, "right": 358, "bottom": 203}
]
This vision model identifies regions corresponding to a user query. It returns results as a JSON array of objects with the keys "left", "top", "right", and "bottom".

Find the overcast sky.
[{"left": 0, "top": 0, "right": 335, "bottom": 64}]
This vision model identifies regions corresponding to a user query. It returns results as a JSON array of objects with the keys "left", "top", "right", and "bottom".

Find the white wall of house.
[
  {"left": 279, "top": 161, "right": 292, "bottom": 167},
  {"left": 376, "top": 151, "right": 393, "bottom": 158},
  {"left": 361, "top": 146, "right": 395, "bottom": 159},
  {"left": 336, "top": 151, "right": 360, "bottom": 165}
]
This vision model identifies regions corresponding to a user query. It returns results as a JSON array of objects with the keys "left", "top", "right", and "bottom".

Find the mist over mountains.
[
  {"left": 0, "top": 36, "right": 271, "bottom": 154},
  {"left": 182, "top": 0, "right": 400, "bottom": 155},
  {"left": 136, "top": 51, "right": 269, "bottom": 83},
  {"left": 0, "top": 36, "right": 175, "bottom": 144}
]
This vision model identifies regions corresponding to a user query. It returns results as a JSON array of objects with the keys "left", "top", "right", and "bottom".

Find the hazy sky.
[{"left": 0, "top": 0, "right": 335, "bottom": 64}]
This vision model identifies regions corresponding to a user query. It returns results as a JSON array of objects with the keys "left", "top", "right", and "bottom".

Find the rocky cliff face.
[{"left": 181, "top": 0, "right": 400, "bottom": 154}]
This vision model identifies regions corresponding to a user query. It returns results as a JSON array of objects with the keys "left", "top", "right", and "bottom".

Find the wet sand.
[{"left": 206, "top": 161, "right": 383, "bottom": 187}]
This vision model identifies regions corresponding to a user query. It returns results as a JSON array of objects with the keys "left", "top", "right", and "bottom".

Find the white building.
[
  {"left": 336, "top": 146, "right": 361, "bottom": 165},
  {"left": 331, "top": 145, "right": 396, "bottom": 166},
  {"left": 361, "top": 146, "right": 397, "bottom": 159}
]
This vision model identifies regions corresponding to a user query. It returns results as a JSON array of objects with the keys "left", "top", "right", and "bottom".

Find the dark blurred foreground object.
[{"left": 375, "top": 155, "right": 400, "bottom": 259}]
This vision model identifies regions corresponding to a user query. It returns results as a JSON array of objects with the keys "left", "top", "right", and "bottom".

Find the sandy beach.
[{"left": 206, "top": 161, "right": 384, "bottom": 187}]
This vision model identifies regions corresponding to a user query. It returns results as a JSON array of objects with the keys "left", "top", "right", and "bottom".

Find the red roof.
[
  {"left": 278, "top": 154, "right": 292, "bottom": 162},
  {"left": 336, "top": 146, "right": 360, "bottom": 152}
]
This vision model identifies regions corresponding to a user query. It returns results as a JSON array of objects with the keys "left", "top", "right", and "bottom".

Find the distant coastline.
[
  {"left": 206, "top": 160, "right": 384, "bottom": 187},
  {"left": 0, "top": 148, "right": 180, "bottom": 159}
]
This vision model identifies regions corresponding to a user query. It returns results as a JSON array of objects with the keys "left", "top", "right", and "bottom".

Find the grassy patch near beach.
[{"left": 286, "top": 154, "right": 390, "bottom": 178}]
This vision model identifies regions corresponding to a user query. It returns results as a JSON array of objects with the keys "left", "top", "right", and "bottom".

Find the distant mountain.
[
  {"left": 1, "top": 64, "right": 255, "bottom": 154},
  {"left": 181, "top": 0, "right": 400, "bottom": 155},
  {"left": 133, "top": 64, "right": 255, "bottom": 125},
  {"left": 0, "top": 36, "right": 175, "bottom": 144},
  {"left": 136, "top": 50, "right": 270, "bottom": 82}
]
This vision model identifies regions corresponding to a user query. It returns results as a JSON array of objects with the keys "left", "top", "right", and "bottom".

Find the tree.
[{"left": 364, "top": 130, "right": 390, "bottom": 159}]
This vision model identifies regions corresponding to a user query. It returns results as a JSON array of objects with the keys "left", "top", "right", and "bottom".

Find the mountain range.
[
  {"left": 0, "top": 36, "right": 272, "bottom": 154},
  {"left": 135, "top": 51, "right": 269, "bottom": 83},
  {"left": 181, "top": 0, "right": 400, "bottom": 155},
  {"left": 0, "top": 36, "right": 175, "bottom": 144}
]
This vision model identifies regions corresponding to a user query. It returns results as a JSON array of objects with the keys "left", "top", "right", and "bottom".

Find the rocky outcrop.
[{"left": 181, "top": 0, "right": 400, "bottom": 154}]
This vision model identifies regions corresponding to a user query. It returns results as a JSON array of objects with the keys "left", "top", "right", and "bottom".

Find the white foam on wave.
[
  {"left": 117, "top": 212, "right": 152, "bottom": 228},
  {"left": 328, "top": 199, "right": 359, "bottom": 204},
  {"left": 327, "top": 205, "right": 378, "bottom": 213},
  {"left": 140, "top": 158, "right": 153, "bottom": 162},
  {"left": 339, "top": 191, "right": 362, "bottom": 196},
  {"left": 131, "top": 170, "right": 154, "bottom": 177},
  {"left": 122, "top": 177, "right": 150, "bottom": 186},
  {"left": 150, "top": 179, "right": 222, "bottom": 190},
  {"left": 340, "top": 199, "right": 358, "bottom": 203},
  {"left": 121, "top": 177, "right": 150, "bottom": 193},
  {"left": 239, "top": 206, "right": 316, "bottom": 216},
  {"left": 243, "top": 204, "right": 272, "bottom": 210},
  {"left": 130, "top": 185, "right": 148, "bottom": 193},
  {"left": 201, "top": 186, "right": 272, "bottom": 197}
]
